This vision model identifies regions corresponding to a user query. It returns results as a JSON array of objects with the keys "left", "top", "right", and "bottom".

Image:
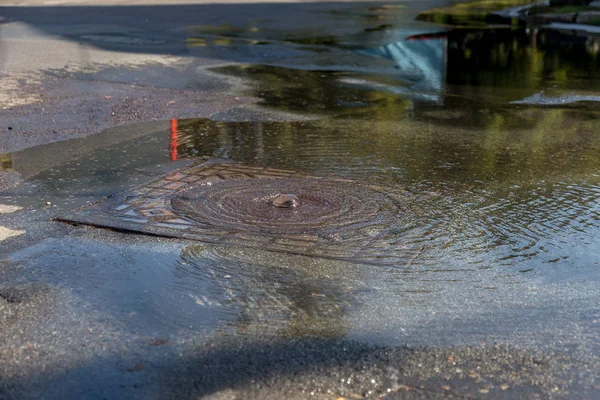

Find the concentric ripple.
[
  {"left": 176, "top": 244, "right": 372, "bottom": 337},
  {"left": 171, "top": 178, "right": 407, "bottom": 239}
]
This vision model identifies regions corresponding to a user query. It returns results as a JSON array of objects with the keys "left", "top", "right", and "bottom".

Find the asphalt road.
[{"left": 0, "top": 1, "right": 599, "bottom": 399}]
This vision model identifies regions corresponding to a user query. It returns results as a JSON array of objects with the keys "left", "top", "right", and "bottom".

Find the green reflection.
[
  {"left": 206, "top": 24, "right": 600, "bottom": 115},
  {"left": 176, "top": 111, "right": 600, "bottom": 186},
  {"left": 174, "top": 114, "right": 600, "bottom": 274},
  {"left": 445, "top": 29, "right": 600, "bottom": 92},
  {"left": 0, "top": 154, "right": 12, "bottom": 171},
  {"left": 209, "top": 27, "right": 600, "bottom": 125},
  {"left": 417, "top": 0, "right": 535, "bottom": 26},
  {"left": 180, "top": 2, "right": 600, "bottom": 280},
  {"left": 187, "top": 3, "right": 408, "bottom": 47},
  {"left": 215, "top": 65, "right": 415, "bottom": 119},
  {"left": 188, "top": 24, "right": 340, "bottom": 48}
]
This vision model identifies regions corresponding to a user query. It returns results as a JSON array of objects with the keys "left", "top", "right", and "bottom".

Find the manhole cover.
[{"left": 59, "top": 161, "right": 429, "bottom": 266}]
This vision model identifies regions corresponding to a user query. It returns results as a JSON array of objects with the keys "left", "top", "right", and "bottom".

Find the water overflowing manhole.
[
  {"left": 59, "top": 160, "right": 430, "bottom": 266},
  {"left": 270, "top": 193, "right": 301, "bottom": 208},
  {"left": 172, "top": 177, "right": 404, "bottom": 237}
]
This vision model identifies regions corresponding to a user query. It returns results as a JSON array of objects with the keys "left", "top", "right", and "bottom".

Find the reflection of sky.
[{"left": 357, "top": 30, "right": 446, "bottom": 103}]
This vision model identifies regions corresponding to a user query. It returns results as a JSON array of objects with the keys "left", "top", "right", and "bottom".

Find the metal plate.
[{"left": 59, "top": 160, "right": 428, "bottom": 266}]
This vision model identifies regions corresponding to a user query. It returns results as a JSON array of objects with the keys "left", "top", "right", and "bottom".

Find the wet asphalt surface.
[{"left": 1, "top": 1, "right": 600, "bottom": 399}]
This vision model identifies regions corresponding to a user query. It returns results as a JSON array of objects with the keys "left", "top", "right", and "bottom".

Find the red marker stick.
[{"left": 170, "top": 118, "right": 178, "bottom": 161}]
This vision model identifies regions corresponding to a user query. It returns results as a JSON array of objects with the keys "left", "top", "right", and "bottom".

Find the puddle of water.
[
  {"left": 79, "top": 34, "right": 167, "bottom": 46},
  {"left": 169, "top": 115, "right": 600, "bottom": 287},
  {"left": 173, "top": 117, "right": 600, "bottom": 184},
  {"left": 512, "top": 91, "right": 600, "bottom": 105},
  {"left": 23, "top": 113, "right": 597, "bottom": 282},
  {"left": 208, "top": 26, "right": 600, "bottom": 114},
  {"left": 166, "top": 3, "right": 600, "bottom": 290},
  {"left": 177, "top": 244, "right": 359, "bottom": 338},
  {"left": 171, "top": 177, "right": 408, "bottom": 237},
  {"left": 176, "top": 241, "right": 600, "bottom": 346},
  {"left": 2, "top": 0, "right": 600, "bottom": 348},
  {"left": 7, "top": 237, "right": 228, "bottom": 336},
  {"left": 16, "top": 111, "right": 593, "bottom": 277},
  {"left": 185, "top": 4, "right": 600, "bottom": 111},
  {"left": 416, "top": 0, "right": 532, "bottom": 26}
]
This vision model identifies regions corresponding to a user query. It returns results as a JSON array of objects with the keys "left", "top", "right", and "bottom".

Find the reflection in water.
[
  {"left": 444, "top": 28, "right": 600, "bottom": 96},
  {"left": 175, "top": 115, "right": 600, "bottom": 184},
  {"left": 173, "top": 115, "right": 600, "bottom": 276},
  {"left": 177, "top": 244, "right": 358, "bottom": 338},
  {"left": 163, "top": 109, "right": 600, "bottom": 339},
  {"left": 170, "top": 118, "right": 178, "bottom": 161},
  {"left": 176, "top": 240, "right": 543, "bottom": 339},
  {"left": 208, "top": 25, "right": 600, "bottom": 113},
  {"left": 175, "top": 243, "right": 485, "bottom": 339},
  {"left": 416, "top": 0, "right": 530, "bottom": 27},
  {"left": 512, "top": 92, "right": 600, "bottom": 105},
  {"left": 0, "top": 153, "right": 12, "bottom": 171},
  {"left": 357, "top": 33, "right": 446, "bottom": 103},
  {"left": 6, "top": 1, "right": 594, "bottom": 344}
]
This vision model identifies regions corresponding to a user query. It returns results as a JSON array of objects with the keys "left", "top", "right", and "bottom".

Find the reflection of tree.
[
  {"left": 0, "top": 153, "right": 12, "bottom": 171},
  {"left": 176, "top": 109, "right": 600, "bottom": 186},
  {"left": 215, "top": 65, "right": 414, "bottom": 120},
  {"left": 172, "top": 113, "right": 600, "bottom": 271},
  {"left": 446, "top": 28, "right": 600, "bottom": 96},
  {"left": 418, "top": 1, "right": 543, "bottom": 26},
  {"left": 179, "top": 245, "right": 353, "bottom": 338},
  {"left": 212, "top": 26, "right": 600, "bottom": 121}
]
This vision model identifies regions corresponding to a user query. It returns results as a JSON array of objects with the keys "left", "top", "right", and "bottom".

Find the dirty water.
[{"left": 0, "top": 2, "right": 600, "bottom": 395}]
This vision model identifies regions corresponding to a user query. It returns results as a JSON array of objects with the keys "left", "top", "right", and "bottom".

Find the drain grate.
[{"left": 59, "top": 160, "right": 428, "bottom": 266}]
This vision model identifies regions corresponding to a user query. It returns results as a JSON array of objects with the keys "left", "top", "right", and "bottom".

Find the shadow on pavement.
[{"left": 2, "top": 335, "right": 589, "bottom": 400}]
